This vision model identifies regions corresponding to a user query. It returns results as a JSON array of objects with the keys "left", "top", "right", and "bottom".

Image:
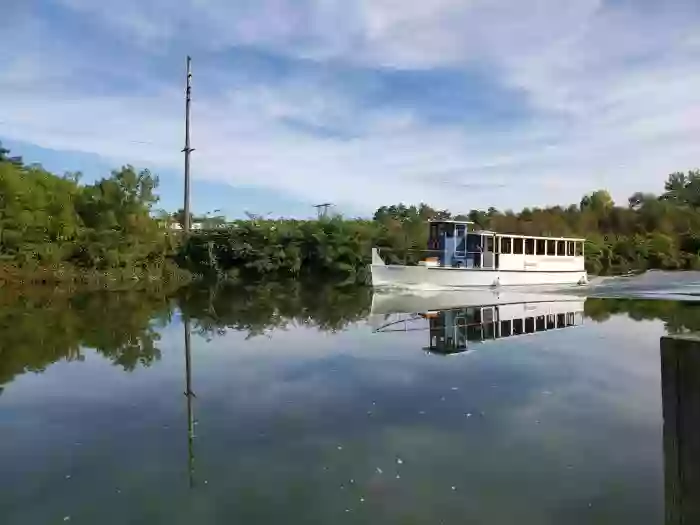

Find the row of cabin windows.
[
  {"left": 498, "top": 237, "right": 583, "bottom": 256},
  {"left": 501, "top": 312, "right": 580, "bottom": 336}
]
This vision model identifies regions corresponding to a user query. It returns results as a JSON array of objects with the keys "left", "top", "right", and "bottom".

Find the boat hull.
[
  {"left": 370, "top": 264, "right": 587, "bottom": 290},
  {"left": 370, "top": 289, "right": 586, "bottom": 316}
]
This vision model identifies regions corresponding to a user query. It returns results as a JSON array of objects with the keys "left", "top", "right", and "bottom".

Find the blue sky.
[{"left": 2, "top": 0, "right": 699, "bottom": 218}]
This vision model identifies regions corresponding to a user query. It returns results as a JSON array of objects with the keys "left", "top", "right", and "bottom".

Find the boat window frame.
[
  {"left": 500, "top": 236, "right": 512, "bottom": 254},
  {"left": 525, "top": 238, "right": 535, "bottom": 255},
  {"left": 546, "top": 240, "right": 556, "bottom": 256},
  {"left": 557, "top": 240, "right": 566, "bottom": 256},
  {"left": 513, "top": 237, "right": 524, "bottom": 254},
  {"left": 567, "top": 241, "right": 575, "bottom": 256},
  {"left": 536, "top": 239, "right": 546, "bottom": 256}
]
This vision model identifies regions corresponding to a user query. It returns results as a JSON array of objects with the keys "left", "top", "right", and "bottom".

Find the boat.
[
  {"left": 371, "top": 220, "right": 588, "bottom": 289},
  {"left": 370, "top": 290, "right": 586, "bottom": 356}
]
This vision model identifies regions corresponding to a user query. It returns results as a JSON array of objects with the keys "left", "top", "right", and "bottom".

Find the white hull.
[
  {"left": 371, "top": 289, "right": 586, "bottom": 316},
  {"left": 371, "top": 264, "right": 587, "bottom": 290}
]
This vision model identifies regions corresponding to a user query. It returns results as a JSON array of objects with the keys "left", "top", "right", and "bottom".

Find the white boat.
[{"left": 371, "top": 220, "right": 588, "bottom": 289}]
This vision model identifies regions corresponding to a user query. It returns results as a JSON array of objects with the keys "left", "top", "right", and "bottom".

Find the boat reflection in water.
[{"left": 370, "top": 290, "right": 585, "bottom": 355}]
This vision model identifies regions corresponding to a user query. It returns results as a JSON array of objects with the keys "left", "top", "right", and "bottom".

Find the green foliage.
[
  {"left": 0, "top": 143, "right": 180, "bottom": 283},
  {"left": 179, "top": 217, "right": 378, "bottom": 281},
  {"left": 0, "top": 288, "right": 174, "bottom": 386},
  {"left": 0, "top": 282, "right": 371, "bottom": 388}
]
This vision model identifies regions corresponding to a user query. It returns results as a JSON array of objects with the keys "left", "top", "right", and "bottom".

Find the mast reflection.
[{"left": 183, "top": 315, "right": 196, "bottom": 488}]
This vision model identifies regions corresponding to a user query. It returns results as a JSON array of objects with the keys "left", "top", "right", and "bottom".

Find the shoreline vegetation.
[{"left": 2, "top": 142, "right": 700, "bottom": 289}]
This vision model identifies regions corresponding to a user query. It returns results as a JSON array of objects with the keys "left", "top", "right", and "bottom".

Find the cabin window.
[
  {"left": 546, "top": 240, "right": 556, "bottom": 256},
  {"left": 575, "top": 241, "right": 583, "bottom": 256},
  {"left": 445, "top": 224, "right": 454, "bottom": 237},
  {"left": 567, "top": 312, "right": 575, "bottom": 326},
  {"left": 486, "top": 236, "right": 494, "bottom": 252},
  {"left": 557, "top": 240, "right": 565, "bottom": 256},
  {"left": 547, "top": 314, "right": 556, "bottom": 330},
  {"left": 525, "top": 238, "right": 535, "bottom": 255},
  {"left": 456, "top": 224, "right": 466, "bottom": 238},
  {"left": 525, "top": 317, "right": 535, "bottom": 333},
  {"left": 567, "top": 241, "right": 575, "bottom": 256},
  {"left": 500, "top": 237, "right": 512, "bottom": 254},
  {"left": 513, "top": 318, "right": 524, "bottom": 335},
  {"left": 514, "top": 237, "right": 524, "bottom": 254},
  {"left": 536, "top": 239, "right": 546, "bottom": 255}
]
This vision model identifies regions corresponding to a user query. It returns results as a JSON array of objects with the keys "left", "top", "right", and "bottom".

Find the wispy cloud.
[{"left": 1, "top": 0, "right": 699, "bottom": 215}]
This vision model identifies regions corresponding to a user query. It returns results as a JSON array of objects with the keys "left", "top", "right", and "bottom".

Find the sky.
[{"left": 1, "top": 0, "right": 699, "bottom": 219}]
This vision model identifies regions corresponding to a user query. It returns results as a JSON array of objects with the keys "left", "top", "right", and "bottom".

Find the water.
[{"left": 2, "top": 274, "right": 700, "bottom": 524}]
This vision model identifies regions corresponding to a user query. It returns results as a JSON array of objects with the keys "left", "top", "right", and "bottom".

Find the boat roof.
[
  {"left": 428, "top": 219, "right": 474, "bottom": 224},
  {"left": 472, "top": 230, "right": 586, "bottom": 242}
]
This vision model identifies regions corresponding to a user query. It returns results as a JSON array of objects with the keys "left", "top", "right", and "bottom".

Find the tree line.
[
  {"left": 2, "top": 141, "right": 700, "bottom": 282},
  {"left": 0, "top": 143, "right": 187, "bottom": 286}
]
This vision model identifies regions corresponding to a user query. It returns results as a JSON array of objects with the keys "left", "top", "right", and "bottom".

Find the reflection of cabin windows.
[
  {"left": 500, "top": 236, "right": 512, "bottom": 254},
  {"left": 575, "top": 242, "right": 583, "bottom": 256},
  {"left": 557, "top": 240, "right": 565, "bottom": 256},
  {"left": 514, "top": 237, "right": 524, "bottom": 254},
  {"left": 567, "top": 241, "right": 575, "bottom": 256},
  {"left": 536, "top": 315, "right": 546, "bottom": 331},
  {"left": 466, "top": 325, "right": 481, "bottom": 341},
  {"left": 500, "top": 320, "right": 512, "bottom": 337},
  {"left": 546, "top": 240, "right": 556, "bottom": 256},
  {"left": 513, "top": 318, "right": 524, "bottom": 335},
  {"left": 557, "top": 313, "right": 566, "bottom": 328},
  {"left": 546, "top": 314, "right": 556, "bottom": 330},
  {"left": 536, "top": 239, "right": 546, "bottom": 255},
  {"left": 525, "top": 317, "right": 535, "bottom": 333}
]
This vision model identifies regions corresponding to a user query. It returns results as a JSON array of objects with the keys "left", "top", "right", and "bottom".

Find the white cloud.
[{"left": 1, "top": 0, "right": 699, "bottom": 215}]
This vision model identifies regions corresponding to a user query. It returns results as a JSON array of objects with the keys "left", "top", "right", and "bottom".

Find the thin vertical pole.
[
  {"left": 184, "top": 315, "right": 195, "bottom": 488},
  {"left": 183, "top": 56, "right": 193, "bottom": 233}
]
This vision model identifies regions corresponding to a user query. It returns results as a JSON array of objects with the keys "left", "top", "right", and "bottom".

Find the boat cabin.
[{"left": 427, "top": 220, "right": 585, "bottom": 272}]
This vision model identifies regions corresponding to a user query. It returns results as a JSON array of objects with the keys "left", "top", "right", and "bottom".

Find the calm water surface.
[{"left": 2, "top": 275, "right": 700, "bottom": 524}]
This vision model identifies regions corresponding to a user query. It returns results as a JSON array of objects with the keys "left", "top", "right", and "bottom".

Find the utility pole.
[
  {"left": 313, "top": 203, "right": 333, "bottom": 219},
  {"left": 183, "top": 56, "right": 194, "bottom": 233}
]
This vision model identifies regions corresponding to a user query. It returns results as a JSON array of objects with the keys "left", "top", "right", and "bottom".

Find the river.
[{"left": 2, "top": 273, "right": 700, "bottom": 524}]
